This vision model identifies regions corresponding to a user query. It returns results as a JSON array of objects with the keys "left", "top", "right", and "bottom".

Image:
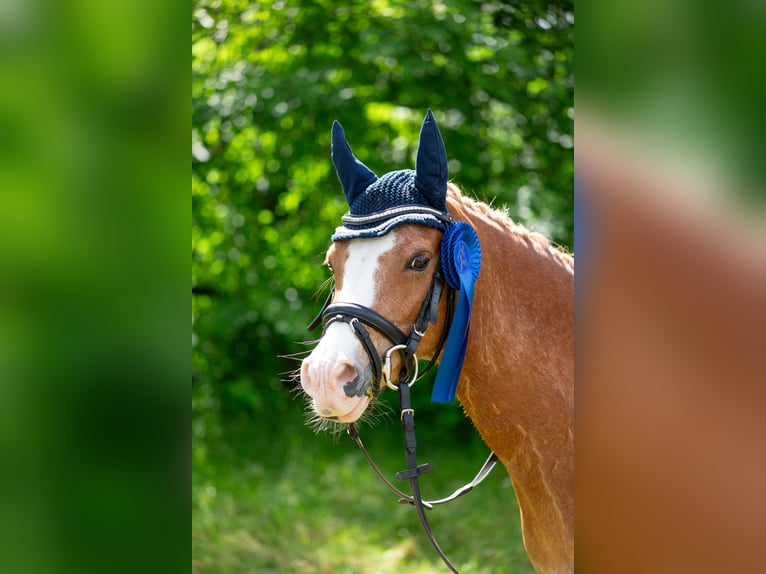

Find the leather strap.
[
  {"left": 309, "top": 270, "right": 450, "bottom": 391},
  {"left": 395, "top": 382, "right": 459, "bottom": 573},
  {"left": 347, "top": 423, "right": 498, "bottom": 509},
  {"left": 323, "top": 314, "right": 384, "bottom": 397},
  {"left": 323, "top": 302, "right": 408, "bottom": 346},
  {"left": 307, "top": 287, "right": 334, "bottom": 332},
  {"left": 347, "top": 391, "right": 499, "bottom": 574},
  {"left": 417, "top": 281, "right": 455, "bottom": 380}
]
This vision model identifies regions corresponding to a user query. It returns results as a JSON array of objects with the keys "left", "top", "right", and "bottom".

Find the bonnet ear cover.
[
  {"left": 331, "top": 120, "right": 378, "bottom": 207},
  {"left": 414, "top": 109, "right": 449, "bottom": 214}
]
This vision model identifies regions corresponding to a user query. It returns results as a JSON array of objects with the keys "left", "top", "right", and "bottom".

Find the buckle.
[{"left": 382, "top": 344, "right": 419, "bottom": 390}]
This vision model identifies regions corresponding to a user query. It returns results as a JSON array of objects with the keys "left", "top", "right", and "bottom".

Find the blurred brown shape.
[{"left": 576, "top": 118, "right": 766, "bottom": 573}]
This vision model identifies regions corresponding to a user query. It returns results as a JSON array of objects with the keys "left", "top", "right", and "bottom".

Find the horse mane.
[
  {"left": 444, "top": 182, "right": 574, "bottom": 572},
  {"left": 446, "top": 183, "right": 574, "bottom": 272}
]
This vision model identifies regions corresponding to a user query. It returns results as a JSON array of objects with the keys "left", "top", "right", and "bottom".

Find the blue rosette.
[{"left": 431, "top": 222, "right": 482, "bottom": 403}]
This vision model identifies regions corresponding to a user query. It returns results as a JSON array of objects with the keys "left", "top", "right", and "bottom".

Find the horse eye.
[{"left": 408, "top": 254, "right": 431, "bottom": 272}]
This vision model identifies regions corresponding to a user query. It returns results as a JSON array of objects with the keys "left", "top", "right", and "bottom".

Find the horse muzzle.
[{"left": 300, "top": 327, "right": 376, "bottom": 421}]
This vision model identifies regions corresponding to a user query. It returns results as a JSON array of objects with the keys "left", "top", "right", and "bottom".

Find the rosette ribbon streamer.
[{"left": 431, "top": 222, "right": 482, "bottom": 403}]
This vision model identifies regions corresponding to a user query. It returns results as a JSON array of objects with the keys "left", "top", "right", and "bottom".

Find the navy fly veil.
[{"left": 329, "top": 109, "right": 481, "bottom": 403}]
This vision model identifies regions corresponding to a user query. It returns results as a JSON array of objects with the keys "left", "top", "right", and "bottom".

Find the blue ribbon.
[{"left": 431, "top": 222, "right": 482, "bottom": 403}]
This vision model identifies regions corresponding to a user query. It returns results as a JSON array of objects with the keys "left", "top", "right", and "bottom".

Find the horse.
[{"left": 300, "top": 110, "right": 574, "bottom": 573}]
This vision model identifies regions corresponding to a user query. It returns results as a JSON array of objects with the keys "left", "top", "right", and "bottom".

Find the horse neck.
[{"left": 447, "top": 189, "right": 575, "bottom": 572}]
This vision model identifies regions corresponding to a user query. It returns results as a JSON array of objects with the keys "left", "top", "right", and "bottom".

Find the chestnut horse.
[{"left": 300, "top": 111, "right": 573, "bottom": 573}]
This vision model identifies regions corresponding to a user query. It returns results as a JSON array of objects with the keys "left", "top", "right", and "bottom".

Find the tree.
[{"left": 192, "top": 0, "right": 574, "bottom": 431}]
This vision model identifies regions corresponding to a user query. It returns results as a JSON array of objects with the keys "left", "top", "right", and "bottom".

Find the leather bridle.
[
  {"left": 308, "top": 268, "right": 451, "bottom": 396},
  {"left": 307, "top": 256, "right": 497, "bottom": 574}
]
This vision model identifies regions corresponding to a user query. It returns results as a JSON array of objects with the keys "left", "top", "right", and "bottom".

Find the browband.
[{"left": 341, "top": 205, "right": 452, "bottom": 227}]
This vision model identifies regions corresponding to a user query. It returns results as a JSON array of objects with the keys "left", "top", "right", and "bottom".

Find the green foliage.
[
  {"left": 193, "top": 0, "right": 572, "bottom": 568},
  {"left": 193, "top": 412, "right": 535, "bottom": 573},
  {"left": 192, "top": 0, "right": 573, "bottom": 430}
]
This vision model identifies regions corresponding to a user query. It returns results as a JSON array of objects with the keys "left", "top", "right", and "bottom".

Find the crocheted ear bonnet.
[
  {"left": 330, "top": 109, "right": 451, "bottom": 241},
  {"left": 326, "top": 109, "right": 484, "bottom": 405}
]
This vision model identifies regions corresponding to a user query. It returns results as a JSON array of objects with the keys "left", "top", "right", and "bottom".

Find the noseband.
[{"left": 308, "top": 268, "right": 451, "bottom": 395}]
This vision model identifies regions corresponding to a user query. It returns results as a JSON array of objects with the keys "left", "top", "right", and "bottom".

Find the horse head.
[{"left": 300, "top": 110, "right": 452, "bottom": 425}]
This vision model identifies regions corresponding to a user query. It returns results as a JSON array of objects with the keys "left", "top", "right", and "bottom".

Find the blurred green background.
[
  {"left": 192, "top": 0, "right": 572, "bottom": 572},
  {"left": 3, "top": 0, "right": 765, "bottom": 570}
]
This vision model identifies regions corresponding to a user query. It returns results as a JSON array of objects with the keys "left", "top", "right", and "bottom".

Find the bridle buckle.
[{"left": 382, "top": 344, "right": 419, "bottom": 391}]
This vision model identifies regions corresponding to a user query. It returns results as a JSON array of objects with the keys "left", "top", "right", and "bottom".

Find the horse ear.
[
  {"left": 331, "top": 120, "right": 378, "bottom": 207},
  {"left": 415, "top": 109, "right": 448, "bottom": 209}
]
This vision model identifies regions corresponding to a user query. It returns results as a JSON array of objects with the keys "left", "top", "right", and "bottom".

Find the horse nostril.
[
  {"left": 337, "top": 361, "right": 357, "bottom": 385},
  {"left": 335, "top": 360, "right": 367, "bottom": 398}
]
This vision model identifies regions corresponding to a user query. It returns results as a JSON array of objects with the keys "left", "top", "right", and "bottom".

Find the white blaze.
[
  {"left": 319, "top": 232, "right": 398, "bottom": 359},
  {"left": 300, "top": 231, "right": 399, "bottom": 421},
  {"left": 336, "top": 233, "right": 398, "bottom": 306}
]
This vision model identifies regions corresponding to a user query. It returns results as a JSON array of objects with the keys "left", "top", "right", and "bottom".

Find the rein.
[
  {"left": 308, "top": 266, "right": 498, "bottom": 573},
  {"left": 347, "top": 387, "right": 499, "bottom": 574}
]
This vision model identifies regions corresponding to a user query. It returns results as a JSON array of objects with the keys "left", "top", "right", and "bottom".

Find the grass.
[{"left": 192, "top": 402, "right": 534, "bottom": 574}]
